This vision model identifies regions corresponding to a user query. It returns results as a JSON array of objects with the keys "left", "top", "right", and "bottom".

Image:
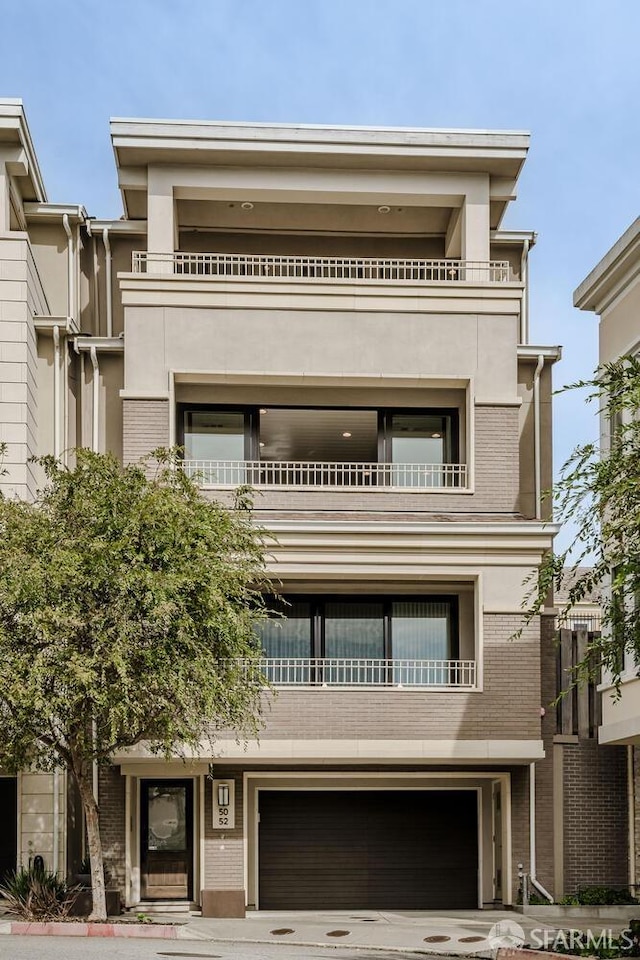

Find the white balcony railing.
[
  {"left": 132, "top": 251, "right": 511, "bottom": 284},
  {"left": 252, "top": 658, "right": 476, "bottom": 688},
  {"left": 182, "top": 459, "right": 467, "bottom": 490}
]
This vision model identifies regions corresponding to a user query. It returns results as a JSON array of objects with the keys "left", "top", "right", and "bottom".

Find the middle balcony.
[{"left": 179, "top": 405, "right": 467, "bottom": 491}]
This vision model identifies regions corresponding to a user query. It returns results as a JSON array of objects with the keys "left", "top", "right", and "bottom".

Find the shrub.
[
  {"left": 575, "top": 885, "right": 637, "bottom": 905},
  {"left": 0, "top": 865, "right": 80, "bottom": 920}
]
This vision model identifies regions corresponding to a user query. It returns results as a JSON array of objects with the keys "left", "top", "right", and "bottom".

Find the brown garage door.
[{"left": 258, "top": 790, "right": 478, "bottom": 910}]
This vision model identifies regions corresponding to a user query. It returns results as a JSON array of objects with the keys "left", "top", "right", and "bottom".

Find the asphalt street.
[{"left": 0, "top": 938, "right": 435, "bottom": 960}]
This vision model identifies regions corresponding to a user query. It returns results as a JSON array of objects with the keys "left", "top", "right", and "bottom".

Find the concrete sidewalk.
[{"left": 164, "top": 908, "right": 639, "bottom": 955}]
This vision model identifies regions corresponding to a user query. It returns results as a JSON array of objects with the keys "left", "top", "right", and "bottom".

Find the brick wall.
[
  {"left": 562, "top": 740, "right": 628, "bottom": 892},
  {"left": 203, "top": 769, "right": 244, "bottom": 890},
  {"left": 255, "top": 614, "right": 542, "bottom": 742},
  {"left": 122, "top": 399, "right": 169, "bottom": 466},
  {"left": 536, "top": 614, "right": 558, "bottom": 895},
  {"left": 98, "top": 766, "right": 126, "bottom": 897}
]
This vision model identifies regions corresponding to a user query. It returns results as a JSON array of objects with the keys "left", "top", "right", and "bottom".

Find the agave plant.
[{"left": 0, "top": 864, "right": 80, "bottom": 920}]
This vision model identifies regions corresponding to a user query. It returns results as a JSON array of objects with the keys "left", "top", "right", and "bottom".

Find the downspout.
[
  {"left": 89, "top": 345, "right": 100, "bottom": 808},
  {"left": 89, "top": 346, "right": 99, "bottom": 454},
  {"left": 529, "top": 762, "right": 554, "bottom": 901},
  {"left": 62, "top": 214, "right": 73, "bottom": 322},
  {"left": 533, "top": 354, "right": 544, "bottom": 521},
  {"left": 102, "top": 227, "right": 112, "bottom": 338},
  {"left": 87, "top": 221, "right": 100, "bottom": 335},
  {"left": 629, "top": 746, "right": 636, "bottom": 893},
  {"left": 53, "top": 326, "right": 61, "bottom": 461},
  {"left": 520, "top": 238, "right": 530, "bottom": 344},
  {"left": 52, "top": 324, "right": 61, "bottom": 873}
]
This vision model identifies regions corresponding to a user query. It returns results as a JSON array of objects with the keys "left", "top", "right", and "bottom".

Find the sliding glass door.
[{"left": 255, "top": 596, "right": 458, "bottom": 685}]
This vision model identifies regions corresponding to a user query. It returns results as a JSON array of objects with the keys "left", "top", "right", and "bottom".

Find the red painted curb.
[{"left": 9, "top": 921, "right": 178, "bottom": 939}]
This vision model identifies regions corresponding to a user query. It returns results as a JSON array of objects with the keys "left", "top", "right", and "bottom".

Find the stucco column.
[
  {"left": 460, "top": 175, "right": 490, "bottom": 265},
  {"left": 0, "top": 169, "right": 11, "bottom": 232},
  {"left": 147, "top": 166, "right": 176, "bottom": 272}
]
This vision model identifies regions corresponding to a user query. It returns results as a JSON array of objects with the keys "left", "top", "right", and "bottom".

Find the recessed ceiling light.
[
  {"left": 431, "top": 432, "right": 441, "bottom": 438},
  {"left": 342, "top": 431, "right": 352, "bottom": 438},
  {"left": 377, "top": 205, "right": 391, "bottom": 214},
  {"left": 241, "top": 201, "right": 254, "bottom": 211},
  {"left": 259, "top": 441, "right": 265, "bottom": 447},
  {"left": 259, "top": 408, "right": 267, "bottom": 414}
]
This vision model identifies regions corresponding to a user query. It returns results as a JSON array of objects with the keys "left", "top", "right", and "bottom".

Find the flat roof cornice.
[
  {"left": 574, "top": 217, "right": 640, "bottom": 313},
  {"left": 111, "top": 116, "right": 530, "bottom": 145},
  {"left": 0, "top": 98, "right": 47, "bottom": 202},
  {"left": 111, "top": 117, "right": 529, "bottom": 179}
]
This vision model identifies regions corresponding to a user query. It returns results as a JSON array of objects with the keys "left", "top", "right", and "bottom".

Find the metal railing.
[
  {"left": 253, "top": 657, "right": 477, "bottom": 688},
  {"left": 132, "top": 251, "right": 511, "bottom": 284},
  {"left": 557, "top": 613, "right": 602, "bottom": 632},
  {"left": 182, "top": 459, "right": 467, "bottom": 490}
]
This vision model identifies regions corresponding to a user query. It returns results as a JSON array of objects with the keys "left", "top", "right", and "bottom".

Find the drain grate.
[
  {"left": 459, "top": 935, "right": 486, "bottom": 943},
  {"left": 424, "top": 935, "right": 452, "bottom": 943}
]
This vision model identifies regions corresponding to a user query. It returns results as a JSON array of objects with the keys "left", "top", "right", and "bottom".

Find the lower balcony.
[
  {"left": 253, "top": 657, "right": 476, "bottom": 688},
  {"left": 182, "top": 459, "right": 467, "bottom": 490}
]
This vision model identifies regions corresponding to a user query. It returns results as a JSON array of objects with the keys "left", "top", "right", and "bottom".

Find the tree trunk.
[{"left": 73, "top": 763, "right": 107, "bottom": 921}]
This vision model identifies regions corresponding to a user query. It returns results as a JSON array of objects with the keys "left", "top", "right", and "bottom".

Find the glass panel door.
[
  {"left": 140, "top": 780, "right": 193, "bottom": 900},
  {"left": 324, "top": 601, "right": 385, "bottom": 684},
  {"left": 389, "top": 413, "right": 450, "bottom": 487},
  {"left": 183, "top": 410, "right": 247, "bottom": 484},
  {"left": 256, "top": 601, "right": 312, "bottom": 684},
  {"left": 391, "top": 600, "right": 452, "bottom": 684}
]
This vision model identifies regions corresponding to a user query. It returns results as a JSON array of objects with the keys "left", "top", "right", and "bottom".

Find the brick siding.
[
  {"left": 98, "top": 766, "right": 126, "bottom": 898},
  {"left": 203, "top": 768, "right": 244, "bottom": 890},
  {"left": 122, "top": 399, "right": 169, "bottom": 466},
  {"left": 562, "top": 740, "right": 628, "bottom": 893}
]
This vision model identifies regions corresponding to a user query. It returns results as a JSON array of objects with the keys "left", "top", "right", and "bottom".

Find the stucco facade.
[{"left": 0, "top": 99, "right": 626, "bottom": 910}]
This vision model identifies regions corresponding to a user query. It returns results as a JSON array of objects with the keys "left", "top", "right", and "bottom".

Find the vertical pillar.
[
  {"left": 0, "top": 168, "right": 11, "bottom": 233},
  {"left": 147, "top": 166, "right": 176, "bottom": 272},
  {"left": 460, "top": 176, "right": 490, "bottom": 265}
]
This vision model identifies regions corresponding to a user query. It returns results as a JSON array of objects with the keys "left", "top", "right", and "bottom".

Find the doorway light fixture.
[{"left": 217, "top": 783, "right": 230, "bottom": 807}]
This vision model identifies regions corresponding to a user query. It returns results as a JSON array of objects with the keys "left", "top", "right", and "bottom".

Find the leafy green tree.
[
  {"left": 0, "top": 450, "right": 271, "bottom": 920},
  {"left": 525, "top": 356, "right": 640, "bottom": 688}
]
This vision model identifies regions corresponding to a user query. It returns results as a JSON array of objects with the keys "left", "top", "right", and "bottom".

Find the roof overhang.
[
  {"left": 0, "top": 99, "right": 47, "bottom": 203},
  {"left": 111, "top": 118, "right": 530, "bottom": 226},
  {"left": 574, "top": 217, "right": 640, "bottom": 314}
]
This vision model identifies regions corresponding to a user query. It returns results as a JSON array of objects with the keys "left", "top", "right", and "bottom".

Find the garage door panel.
[{"left": 259, "top": 790, "right": 478, "bottom": 910}]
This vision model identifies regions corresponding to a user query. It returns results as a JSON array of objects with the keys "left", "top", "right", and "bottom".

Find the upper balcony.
[{"left": 132, "top": 250, "right": 512, "bottom": 285}]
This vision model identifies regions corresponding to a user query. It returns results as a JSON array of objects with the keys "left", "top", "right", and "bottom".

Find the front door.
[
  {"left": 0, "top": 777, "right": 17, "bottom": 884},
  {"left": 140, "top": 779, "right": 193, "bottom": 900}
]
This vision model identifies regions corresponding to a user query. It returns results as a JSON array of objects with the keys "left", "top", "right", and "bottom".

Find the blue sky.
[{"left": 2, "top": 0, "right": 639, "bottom": 548}]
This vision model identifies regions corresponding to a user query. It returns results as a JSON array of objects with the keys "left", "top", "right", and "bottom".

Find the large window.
[
  {"left": 180, "top": 405, "right": 459, "bottom": 487},
  {"left": 257, "top": 596, "right": 458, "bottom": 662}
]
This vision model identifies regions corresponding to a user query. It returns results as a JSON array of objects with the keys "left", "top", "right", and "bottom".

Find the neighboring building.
[
  {"left": 0, "top": 99, "right": 630, "bottom": 909},
  {"left": 556, "top": 567, "right": 602, "bottom": 632},
  {"left": 574, "top": 218, "right": 640, "bottom": 891}
]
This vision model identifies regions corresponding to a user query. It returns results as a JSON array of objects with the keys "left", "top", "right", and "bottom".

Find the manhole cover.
[
  {"left": 271, "top": 928, "right": 295, "bottom": 935},
  {"left": 459, "top": 935, "right": 486, "bottom": 943},
  {"left": 424, "top": 935, "right": 452, "bottom": 943},
  {"left": 326, "top": 930, "right": 351, "bottom": 937}
]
